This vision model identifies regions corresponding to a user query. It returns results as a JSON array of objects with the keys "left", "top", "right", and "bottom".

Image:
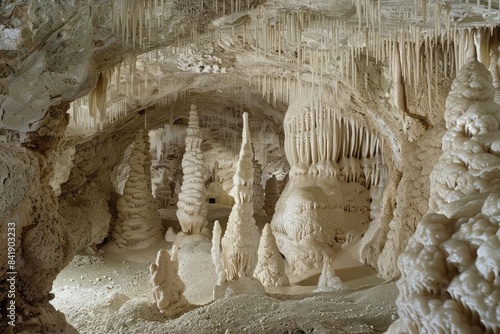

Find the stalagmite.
[
  {"left": 211, "top": 221, "right": 227, "bottom": 285},
  {"left": 221, "top": 112, "right": 260, "bottom": 280},
  {"left": 155, "top": 170, "right": 173, "bottom": 209},
  {"left": 112, "top": 129, "right": 163, "bottom": 249},
  {"left": 314, "top": 257, "right": 348, "bottom": 292},
  {"left": 176, "top": 105, "right": 209, "bottom": 241},
  {"left": 150, "top": 248, "right": 189, "bottom": 316},
  {"left": 254, "top": 224, "right": 289, "bottom": 287},
  {"left": 396, "top": 59, "right": 500, "bottom": 333}
]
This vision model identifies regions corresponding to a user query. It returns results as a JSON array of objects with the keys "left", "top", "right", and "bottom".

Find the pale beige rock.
[
  {"left": 396, "top": 60, "right": 500, "bottom": 333},
  {"left": 150, "top": 248, "right": 189, "bottom": 317},
  {"left": 221, "top": 112, "right": 260, "bottom": 281},
  {"left": 176, "top": 105, "right": 209, "bottom": 237},
  {"left": 254, "top": 224, "right": 289, "bottom": 287},
  {"left": 112, "top": 129, "right": 163, "bottom": 249}
]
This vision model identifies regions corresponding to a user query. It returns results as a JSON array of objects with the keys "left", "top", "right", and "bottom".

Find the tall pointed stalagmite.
[
  {"left": 211, "top": 220, "right": 227, "bottom": 285},
  {"left": 221, "top": 112, "right": 260, "bottom": 280},
  {"left": 112, "top": 129, "right": 163, "bottom": 249},
  {"left": 176, "top": 104, "right": 209, "bottom": 242}
]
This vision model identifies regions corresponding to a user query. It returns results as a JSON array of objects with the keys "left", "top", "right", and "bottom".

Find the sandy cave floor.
[{"left": 51, "top": 205, "right": 399, "bottom": 333}]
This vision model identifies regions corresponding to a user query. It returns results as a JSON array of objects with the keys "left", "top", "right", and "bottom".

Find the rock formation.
[
  {"left": 176, "top": 104, "right": 209, "bottom": 238},
  {"left": 0, "top": 103, "right": 77, "bottom": 333},
  {"left": 211, "top": 220, "right": 227, "bottom": 285},
  {"left": 3, "top": 1, "right": 500, "bottom": 333},
  {"left": 221, "top": 112, "right": 260, "bottom": 280},
  {"left": 252, "top": 147, "right": 266, "bottom": 216},
  {"left": 254, "top": 224, "right": 289, "bottom": 287},
  {"left": 155, "top": 170, "right": 174, "bottom": 208},
  {"left": 150, "top": 247, "right": 189, "bottom": 317},
  {"left": 112, "top": 129, "right": 163, "bottom": 249},
  {"left": 377, "top": 125, "right": 445, "bottom": 280},
  {"left": 314, "top": 257, "right": 348, "bottom": 292},
  {"left": 271, "top": 102, "right": 382, "bottom": 275},
  {"left": 395, "top": 59, "right": 500, "bottom": 333}
]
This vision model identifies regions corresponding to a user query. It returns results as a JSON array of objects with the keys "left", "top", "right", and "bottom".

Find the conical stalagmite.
[
  {"left": 112, "top": 129, "right": 163, "bottom": 249},
  {"left": 176, "top": 105, "right": 209, "bottom": 239},
  {"left": 221, "top": 112, "right": 260, "bottom": 280},
  {"left": 254, "top": 224, "right": 289, "bottom": 287}
]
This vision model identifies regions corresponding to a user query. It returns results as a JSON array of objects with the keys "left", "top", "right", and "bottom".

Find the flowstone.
[{"left": 271, "top": 102, "right": 384, "bottom": 276}]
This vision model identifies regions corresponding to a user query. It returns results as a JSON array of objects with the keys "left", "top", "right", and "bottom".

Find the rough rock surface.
[
  {"left": 395, "top": 60, "right": 500, "bottom": 333},
  {"left": 0, "top": 106, "right": 76, "bottom": 333},
  {"left": 377, "top": 124, "right": 446, "bottom": 280}
]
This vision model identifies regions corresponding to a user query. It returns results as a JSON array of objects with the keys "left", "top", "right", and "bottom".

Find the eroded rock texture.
[
  {"left": 0, "top": 103, "right": 77, "bottom": 333},
  {"left": 377, "top": 124, "right": 446, "bottom": 280},
  {"left": 395, "top": 60, "right": 500, "bottom": 333}
]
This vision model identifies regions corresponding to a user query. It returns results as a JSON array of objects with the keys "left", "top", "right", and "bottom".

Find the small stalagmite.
[
  {"left": 254, "top": 224, "right": 289, "bottom": 287},
  {"left": 150, "top": 247, "right": 189, "bottom": 316}
]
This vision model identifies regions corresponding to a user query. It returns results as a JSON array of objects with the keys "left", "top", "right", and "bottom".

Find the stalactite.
[
  {"left": 474, "top": 27, "right": 490, "bottom": 68},
  {"left": 393, "top": 41, "right": 406, "bottom": 122}
]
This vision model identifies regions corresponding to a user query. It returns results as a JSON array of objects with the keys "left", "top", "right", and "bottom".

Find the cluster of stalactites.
[
  {"left": 246, "top": 25, "right": 498, "bottom": 117},
  {"left": 69, "top": 55, "right": 194, "bottom": 133},
  {"left": 207, "top": 5, "right": 500, "bottom": 133},
  {"left": 150, "top": 122, "right": 188, "bottom": 162},
  {"left": 388, "top": 26, "right": 498, "bottom": 118},
  {"left": 111, "top": 0, "right": 168, "bottom": 49},
  {"left": 284, "top": 102, "right": 383, "bottom": 186},
  {"left": 110, "top": 0, "right": 260, "bottom": 51},
  {"left": 71, "top": 71, "right": 111, "bottom": 131}
]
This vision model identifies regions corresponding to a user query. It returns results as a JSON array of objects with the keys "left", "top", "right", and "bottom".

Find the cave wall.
[
  {"left": 1, "top": 1, "right": 500, "bottom": 333},
  {"left": 0, "top": 103, "right": 77, "bottom": 333}
]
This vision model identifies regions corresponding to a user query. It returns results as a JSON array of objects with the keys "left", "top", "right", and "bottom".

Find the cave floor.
[{"left": 51, "top": 206, "right": 398, "bottom": 333}]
